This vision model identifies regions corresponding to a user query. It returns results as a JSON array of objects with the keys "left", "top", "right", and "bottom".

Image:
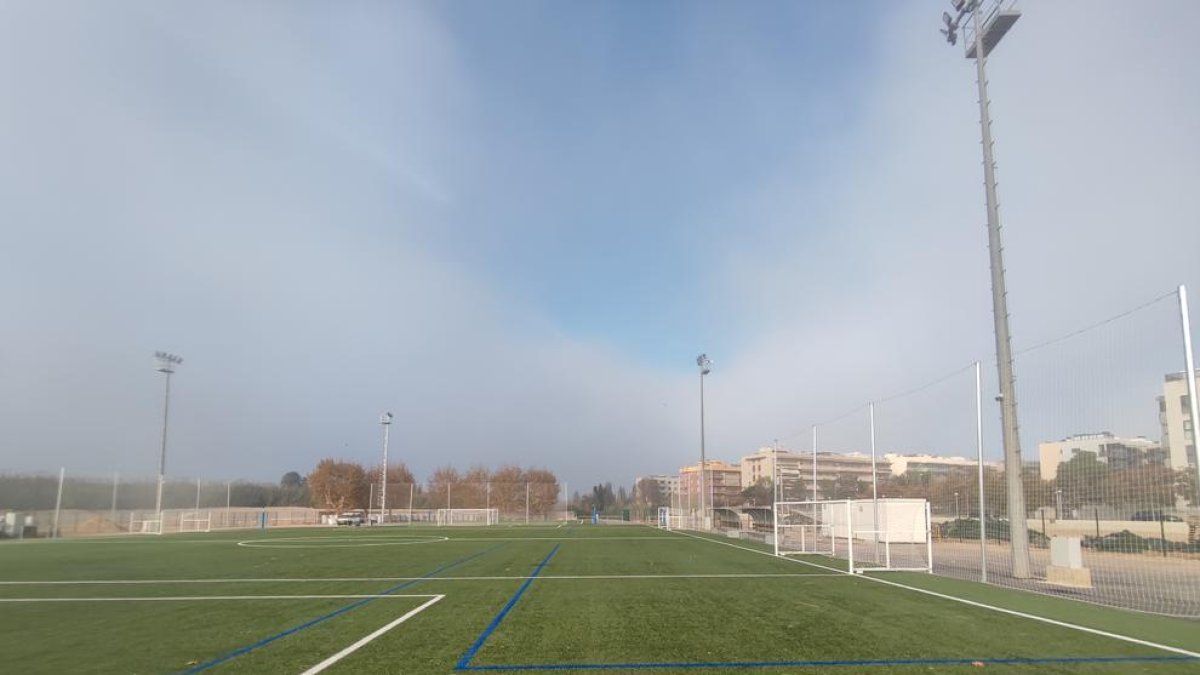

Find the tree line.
[{"left": 306, "top": 460, "right": 561, "bottom": 514}]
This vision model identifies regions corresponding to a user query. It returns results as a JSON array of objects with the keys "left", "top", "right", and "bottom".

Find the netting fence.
[{"left": 764, "top": 287, "right": 1200, "bottom": 617}]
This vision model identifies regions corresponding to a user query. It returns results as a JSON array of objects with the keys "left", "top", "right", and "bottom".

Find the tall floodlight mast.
[
  {"left": 940, "top": 0, "right": 1030, "bottom": 577},
  {"left": 696, "top": 354, "right": 712, "bottom": 530},
  {"left": 380, "top": 412, "right": 393, "bottom": 523},
  {"left": 153, "top": 351, "right": 183, "bottom": 524}
]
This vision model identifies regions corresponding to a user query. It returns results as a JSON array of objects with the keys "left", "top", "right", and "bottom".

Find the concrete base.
[{"left": 1046, "top": 565, "right": 1093, "bottom": 588}]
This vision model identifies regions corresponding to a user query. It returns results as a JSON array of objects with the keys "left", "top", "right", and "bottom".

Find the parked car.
[
  {"left": 336, "top": 511, "right": 365, "bottom": 526},
  {"left": 1131, "top": 510, "right": 1183, "bottom": 522}
]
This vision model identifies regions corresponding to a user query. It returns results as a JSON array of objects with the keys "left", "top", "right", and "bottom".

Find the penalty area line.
[
  {"left": 671, "top": 530, "right": 1200, "bottom": 660},
  {"left": 0, "top": 594, "right": 439, "bottom": 603},
  {"left": 298, "top": 595, "right": 444, "bottom": 675}
]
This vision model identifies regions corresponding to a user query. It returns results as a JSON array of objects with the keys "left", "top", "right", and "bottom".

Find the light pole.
[
  {"left": 697, "top": 353, "right": 712, "bottom": 530},
  {"left": 1055, "top": 488, "right": 1063, "bottom": 520},
  {"left": 955, "top": 492, "right": 960, "bottom": 521},
  {"left": 380, "top": 412, "right": 393, "bottom": 524},
  {"left": 939, "top": 0, "right": 1030, "bottom": 579},
  {"left": 153, "top": 351, "right": 182, "bottom": 524}
]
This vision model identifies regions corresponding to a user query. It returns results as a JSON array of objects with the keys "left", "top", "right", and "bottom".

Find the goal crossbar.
[
  {"left": 435, "top": 508, "right": 499, "bottom": 526},
  {"left": 774, "top": 499, "right": 932, "bottom": 574}
]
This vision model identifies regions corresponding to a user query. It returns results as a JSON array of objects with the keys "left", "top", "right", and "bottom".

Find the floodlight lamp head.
[
  {"left": 696, "top": 353, "right": 712, "bottom": 375},
  {"left": 380, "top": 412, "right": 393, "bottom": 425},
  {"left": 950, "top": 0, "right": 967, "bottom": 11},
  {"left": 154, "top": 351, "right": 182, "bottom": 373}
]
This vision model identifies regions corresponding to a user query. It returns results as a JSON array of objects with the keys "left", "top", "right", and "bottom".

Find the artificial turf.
[{"left": 0, "top": 524, "right": 1196, "bottom": 674}]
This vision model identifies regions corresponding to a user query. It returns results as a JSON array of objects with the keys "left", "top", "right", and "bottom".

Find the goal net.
[
  {"left": 129, "top": 513, "right": 162, "bottom": 535},
  {"left": 179, "top": 511, "right": 212, "bottom": 533},
  {"left": 436, "top": 508, "right": 499, "bottom": 526},
  {"left": 775, "top": 499, "right": 932, "bottom": 574},
  {"left": 657, "top": 507, "right": 697, "bottom": 531}
]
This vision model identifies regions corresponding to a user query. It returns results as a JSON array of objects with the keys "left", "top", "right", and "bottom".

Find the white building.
[
  {"left": 1158, "top": 370, "right": 1199, "bottom": 471},
  {"left": 634, "top": 474, "right": 680, "bottom": 503},
  {"left": 884, "top": 453, "right": 996, "bottom": 477},
  {"left": 1037, "top": 432, "right": 1162, "bottom": 481}
]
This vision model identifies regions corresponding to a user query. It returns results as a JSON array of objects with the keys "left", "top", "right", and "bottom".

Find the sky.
[{"left": 1, "top": 1, "right": 1198, "bottom": 493}]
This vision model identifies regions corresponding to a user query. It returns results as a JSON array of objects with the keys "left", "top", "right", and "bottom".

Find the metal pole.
[
  {"left": 869, "top": 402, "right": 879, "bottom": 550},
  {"left": 380, "top": 414, "right": 392, "bottom": 522},
  {"left": 408, "top": 483, "right": 414, "bottom": 525},
  {"left": 226, "top": 481, "right": 232, "bottom": 529},
  {"left": 699, "top": 371, "right": 708, "bottom": 529},
  {"left": 155, "top": 369, "right": 173, "bottom": 519},
  {"left": 195, "top": 477, "right": 201, "bottom": 510},
  {"left": 1178, "top": 285, "right": 1200, "bottom": 502},
  {"left": 52, "top": 467, "right": 65, "bottom": 539},
  {"left": 525, "top": 482, "right": 530, "bottom": 525},
  {"left": 975, "top": 361, "right": 988, "bottom": 583},
  {"left": 111, "top": 472, "right": 119, "bottom": 526},
  {"left": 970, "top": 0, "right": 1030, "bottom": 579},
  {"left": 811, "top": 425, "right": 818, "bottom": 501}
]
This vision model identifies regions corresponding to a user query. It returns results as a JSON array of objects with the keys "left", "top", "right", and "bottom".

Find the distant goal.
[
  {"left": 436, "top": 508, "right": 499, "bottom": 526},
  {"left": 774, "top": 499, "right": 932, "bottom": 574},
  {"left": 129, "top": 514, "right": 162, "bottom": 535},
  {"left": 179, "top": 511, "right": 212, "bottom": 533}
]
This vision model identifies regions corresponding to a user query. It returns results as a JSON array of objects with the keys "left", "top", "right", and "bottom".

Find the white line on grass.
[
  {"left": 0, "top": 572, "right": 845, "bottom": 585},
  {"left": 671, "top": 530, "right": 1200, "bottom": 660},
  {"left": 0, "top": 594, "right": 441, "bottom": 603},
  {"left": 298, "top": 595, "right": 444, "bottom": 675}
]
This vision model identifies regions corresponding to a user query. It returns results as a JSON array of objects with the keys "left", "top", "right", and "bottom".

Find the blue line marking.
[
  {"left": 456, "top": 544, "right": 560, "bottom": 670},
  {"left": 459, "top": 654, "right": 1199, "bottom": 671},
  {"left": 182, "top": 544, "right": 503, "bottom": 674}
]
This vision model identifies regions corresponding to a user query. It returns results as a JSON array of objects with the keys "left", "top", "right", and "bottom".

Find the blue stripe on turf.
[
  {"left": 456, "top": 544, "right": 560, "bottom": 669},
  {"left": 458, "top": 655, "right": 1199, "bottom": 671},
  {"left": 181, "top": 543, "right": 504, "bottom": 674}
]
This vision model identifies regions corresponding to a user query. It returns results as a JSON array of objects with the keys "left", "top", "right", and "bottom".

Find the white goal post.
[
  {"left": 179, "top": 511, "right": 212, "bottom": 533},
  {"left": 657, "top": 507, "right": 696, "bottom": 531},
  {"left": 435, "top": 508, "right": 499, "bottom": 526},
  {"left": 129, "top": 513, "right": 162, "bottom": 535},
  {"left": 774, "top": 499, "right": 932, "bottom": 574}
]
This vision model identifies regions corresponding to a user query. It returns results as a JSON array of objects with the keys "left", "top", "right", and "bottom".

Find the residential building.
[
  {"left": 1158, "top": 370, "right": 1199, "bottom": 470},
  {"left": 1037, "top": 432, "right": 1163, "bottom": 481},
  {"left": 739, "top": 447, "right": 809, "bottom": 501},
  {"left": 633, "top": 474, "right": 679, "bottom": 505},
  {"left": 679, "top": 460, "right": 742, "bottom": 508},
  {"left": 884, "top": 453, "right": 997, "bottom": 477}
]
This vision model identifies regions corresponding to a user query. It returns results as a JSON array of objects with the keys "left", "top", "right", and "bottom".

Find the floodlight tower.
[
  {"left": 380, "top": 412, "right": 393, "bottom": 522},
  {"left": 696, "top": 354, "right": 712, "bottom": 530},
  {"left": 940, "top": 0, "right": 1030, "bottom": 578},
  {"left": 153, "top": 351, "right": 183, "bottom": 520}
]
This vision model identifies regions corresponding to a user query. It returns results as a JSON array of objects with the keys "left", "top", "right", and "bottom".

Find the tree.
[
  {"left": 634, "top": 478, "right": 664, "bottom": 510},
  {"left": 307, "top": 459, "right": 369, "bottom": 512},
  {"left": 741, "top": 478, "right": 773, "bottom": 507},
  {"left": 280, "top": 471, "right": 305, "bottom": 488},
  {"left": 426, "top": 467, "right": 460, "bottom": 509},
  {"left": 524, "top": 468, "right": 560, "bottom": 517},
  {"left": 366, "top": 463, "right": 418, "bottom": 511}
]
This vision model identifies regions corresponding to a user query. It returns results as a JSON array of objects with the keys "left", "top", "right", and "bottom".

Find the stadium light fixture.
[
  {"left": 938, "top": 0, "right": 1030, "bottom": 578},
  {"left": 696, "top": 354, "right": 712, "bottom": 529},
  {"left": 380, "top": 412, "right": 393, "bottom": 523},
  {"left": 153, "top": 351, "right": 183, "bottom": 523}
]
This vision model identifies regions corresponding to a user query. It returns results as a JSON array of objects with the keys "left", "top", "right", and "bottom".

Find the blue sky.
[{"left": 1, "top": 1, "right": 1198, "bottom": 491}]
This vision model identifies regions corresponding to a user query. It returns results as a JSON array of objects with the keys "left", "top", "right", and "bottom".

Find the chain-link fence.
[{"left": 756, "top": 287, "right": 1200, "bottom": 617}]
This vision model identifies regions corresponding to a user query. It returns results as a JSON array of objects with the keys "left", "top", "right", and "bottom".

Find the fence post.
[
  {"left": 52, "top": 467, "right": 65, "bottom": 539},
  {"left": 525, "top": 482, "right": 530, "bottom": 525},
  {"left": 111, "top": 471, "right": 119, "bottom": 527},
  {"left": 975, "top": 361, "right": 988, "bottom": 584}
]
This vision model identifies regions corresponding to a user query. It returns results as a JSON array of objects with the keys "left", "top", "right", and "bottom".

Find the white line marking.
[
  {"left": 671, "top": 530, "right": 1200, "bottom": 659},
  {"left": 0, "top": 572, "right": 844, "bottom": 586},
  {"left": 0, "top": 594, "right": 440, "bottom": 603},
  {"left": 298, "top": 595, "right": 444, "bottom": 675}
]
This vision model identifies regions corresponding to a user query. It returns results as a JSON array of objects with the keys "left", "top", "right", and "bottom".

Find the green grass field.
[{"left": 1, "top": 523, "right": 1197, "bottom": 674}]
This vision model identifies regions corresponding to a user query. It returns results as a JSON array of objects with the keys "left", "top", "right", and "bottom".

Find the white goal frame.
[
  {"left": 129, "top": 514, "right": 162, "bottom": 535},
  {"left": 774, "top": 499, "right": 932, "bottom": 574},
  {"left": 179, "top": 511, "right": 212, "bottom": 533},
  {"left": 435, "top": 508, "right": 499, "bottom": 526}
]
